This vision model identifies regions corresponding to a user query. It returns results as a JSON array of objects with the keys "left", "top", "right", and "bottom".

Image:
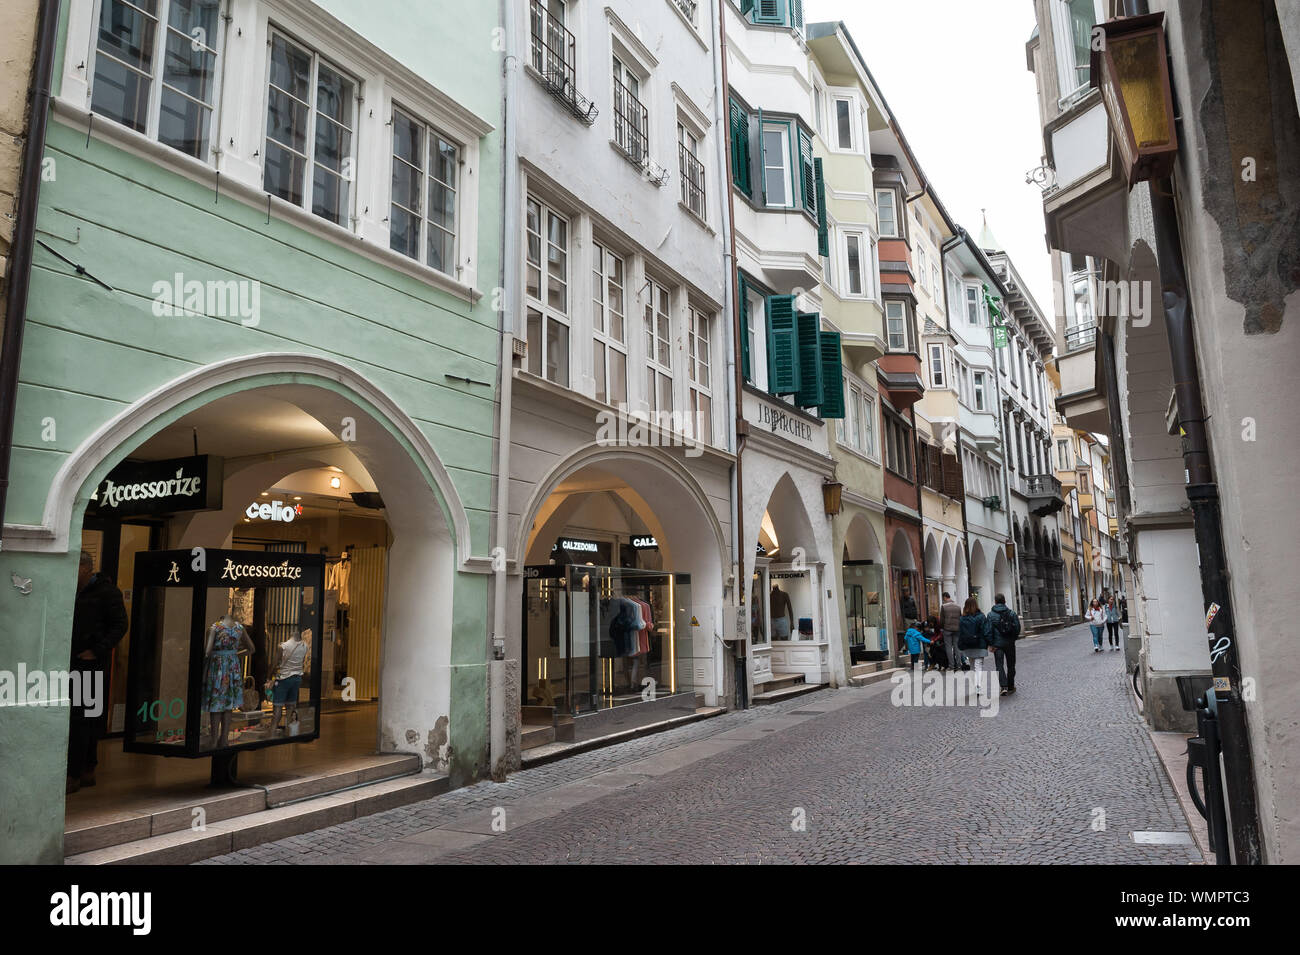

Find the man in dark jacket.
[
  {"left": 67, "top": 551, "right": 128, "bottom": 793},
  {"left": 986, "top": 593, "right": 1021, "bottom": 696}
]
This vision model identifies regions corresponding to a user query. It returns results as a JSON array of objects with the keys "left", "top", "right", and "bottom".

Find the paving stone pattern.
[{"left": 199, "top": 624, "right": 1201, "bottom": 864}]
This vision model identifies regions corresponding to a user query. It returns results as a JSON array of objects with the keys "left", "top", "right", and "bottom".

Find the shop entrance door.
[{"left": 80, "top": 517, "right": 163, "bottom": 736}]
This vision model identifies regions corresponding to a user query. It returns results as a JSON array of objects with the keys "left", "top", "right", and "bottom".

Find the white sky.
[{"left": 808, "top": 0, "right": 1055, "bottom": 323}]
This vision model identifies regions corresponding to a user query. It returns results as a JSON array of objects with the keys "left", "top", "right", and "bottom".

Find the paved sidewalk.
[{"left": 200, "top": 623, "right": 1202, "bottom": 864}]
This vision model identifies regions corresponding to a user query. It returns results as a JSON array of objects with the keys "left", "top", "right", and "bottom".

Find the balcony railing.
[
  {"left": 613, "top": 78, "right": 650, "bottom": 167},
  {"left": 1023, "top": 473, "right": 1065, "bottom": 517},
  {"left": 529, "top": 0, "right": 597, "bottom": 124},
  {"left": 1064, "top": 322, "right": 1097, "bottom": 353},
  {"left": 672, "top": 0, "right": 698, "bottom": 22},
  {"left": 679, "top": 141, "right": 706, "bottom": 219}
]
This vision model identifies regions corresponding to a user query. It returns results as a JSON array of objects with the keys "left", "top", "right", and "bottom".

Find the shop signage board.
[
  {"left": 88, "top": 454, "right": 224, "bottom": 518},
  {"left": 631, "top": 536, "right": 659, "bottom": 550},
  {"left": 742, "top": 389, "right": 829, "bottom": 456}
]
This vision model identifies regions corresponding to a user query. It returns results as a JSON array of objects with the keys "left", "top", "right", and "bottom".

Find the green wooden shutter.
[
  {"left": 818, "top": 330, "right": 845, "bottom": 418},
  {"left": 756, "top": 107, "right": 766, "bottom": 204},
  {"left": 814, "top": 157, "right": 829, "bottom": 256},
  {"left": 794, "top": 312, "right": 824, "bottom": 408},
  {"left": 738, "top": 274, "right": 751, "bottom": 382},
  {"left": 740, "top": 0, "right": 755, "bottom": 15},
  {"left": 754, "top": 0, "right": 784, "bottom": 25},
  {"left": 765, "top": 295, "right": 800, "bottom": 395},
  {"left": 729, "top": 98, "right": 751, "bottom": 196},
  {"left": 789, "top": 0, "right": 803, "bottom": 29},
  {"left": 798, "top": 126, "right": 815, "bottom": 215}
]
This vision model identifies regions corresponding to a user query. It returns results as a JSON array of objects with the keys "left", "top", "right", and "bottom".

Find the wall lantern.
[
  {"left": 1089, "top": 12, "right": 1178, "bottom": 185},
  {"left": 822, "top": 480, "right": 843, "bottom": 516}
]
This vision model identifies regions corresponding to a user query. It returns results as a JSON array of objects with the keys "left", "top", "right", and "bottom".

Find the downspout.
[
  {"left": 1120, "top": 0, "right": 1261, "bottom": 865},
  {"left": 489, "top": 0, "right": 522, "bottom": 778},
  {"left": 717, "top": 0, "right": 747, "bottom": 709},
  {"left": 0, "top": 0, "right": 58, "bottom": 549},
  {"left": 938, "top": 232, "right": 972, "bottom": 591}
]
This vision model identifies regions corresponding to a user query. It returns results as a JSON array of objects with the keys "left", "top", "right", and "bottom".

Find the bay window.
[
  {"left": 877, "top": 189, "right": 898, "bottom": 238},
  {"left": 973, "top": 371, "right": 987, "bottom": 412},
  {"left": 845, "top": 233, "right": 864, "bottom": 296},
  {"left": 761, "top": 121, "right": 793, "bottom": 207},
  {"left": 885, "top": 300, "right": 909, "bottom": 352},
  {"left": 928, "top": 343, "right": 946, "bottom": 389}
]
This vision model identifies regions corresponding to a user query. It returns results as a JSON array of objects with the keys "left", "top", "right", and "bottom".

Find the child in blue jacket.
[{"left": 904, "top": 625, "right": 931, "bottom": 670}]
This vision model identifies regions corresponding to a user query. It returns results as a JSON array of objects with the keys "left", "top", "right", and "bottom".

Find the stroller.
[{"left": 923, "top": 620, "right": 949, "bottom": 670}]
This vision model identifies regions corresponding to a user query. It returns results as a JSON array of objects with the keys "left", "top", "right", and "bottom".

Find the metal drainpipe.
[
  {"left": 938, "top": 232, "right": 973, "bottom": 593},
  {"left": 489, "top": 0, "right": 522, "bottom": 779},
  {"left": 717, "top": 0, "right": 748, "bottom": 709},
  {"left": 1118, "top": 0, "right": 1261, "bottom": 864},
  {"left": 0, "top": 0, "right": 58, "bottom": 549}
]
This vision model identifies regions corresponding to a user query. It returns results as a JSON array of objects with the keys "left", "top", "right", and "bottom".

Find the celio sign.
[{"left": 245, "top": 499, "right": 304, "bottom": 523}]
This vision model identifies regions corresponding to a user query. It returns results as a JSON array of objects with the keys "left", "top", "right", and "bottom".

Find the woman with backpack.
[
  {"left": 1105, "top": 597, "right": 1122, "bottom": 650},
  {"left": 1085, "top": 599, "right": 1107, "bottom": 652},
  {"left": 957, "top": 597, "right": 993, "bottom": 696}
]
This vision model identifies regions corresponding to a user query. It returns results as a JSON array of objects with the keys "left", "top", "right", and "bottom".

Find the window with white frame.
[
  {"left": 931, "top": 264, "right": 941, "bottom": 303},
  {"left": 928, "top": 343, "right": 946, "bottom": 389},
  {"left": 612, "top": 55, "right": 649, "bottom": 163},
  {"left": 90, "top": 0, "right": 223, "bottom": 161},
  {"left": 678, "top": 121, "right": 706, "bottom": 220},
  {"left": 687, "top": 305, "right": 713, "bottom": 444},
  {"left": 917, "top": 248, "right": 927, "bottom": 294},
  {"left": 844, "top": 233, "right": 865, "bottom": 296},
  {"left": 813, "top": 83, "right": 826, "bottom": 137},
  {"left": 591, "top": 242, "right": 627, "bottom": 406},
  {"left": 390, "top": 108, "right": 459, "bottom": 274},
  {"left": 837, "top": 379, "right": 877, "bottom": 458},
  {"left": 525, "top": 196, "right": 570, "bottom": 386},
  {"left": 745, "top": 280, "right": 767, "bottom": 391},
  {"left": 1053, "top": 0, "right": 1104, "bottom": 103},
  {"left": 946, "top": 272, "right": 962, "bottom": 324},
  {"left": 833, "top": 96, "right": 853, "bottom": 150},
  {"left": 973, "top": 371, "right": 987, "bottom": 412},
  {"left": 876, "top": 189, "right": 898, "bottom": 238},
  {"left": 761, "top": 120, "right": 794, "bottom": 207},
  {"left": 264, "top": 32, "right": 357, "bottom": 226},
  {"left": 964, "top": 284, "right": 981, "bottom": 325},
  {"left": 645, "top": 279, "right": 674, "bottom": 416},
  {"left": 822, "top": 223, "right": 837, "bottom": 292},
  {"left": 883, "top": 413, "right": 911, "bottom": 479},
  {"left": 885, "top": 300, "right": 907, "bottom": 351},
  {"left": 861, "top": 389, "right": 877, "bottom": 458}
]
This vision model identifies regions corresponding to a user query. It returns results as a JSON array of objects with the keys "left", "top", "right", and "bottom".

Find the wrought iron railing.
[
  {"left": 672, "top": 0, "right": 698, "bottom": 22},
  {"left": 1023, "top": 473, "right": 1063, "bottom": 498},
  {"left": 529, "top": 0, "right": 597, "bottom": 124},
  {"left": 679, "top": 141, "right": 705, "bottom": 218},
  {"left": 613, "top": 78, "right": 649, "bottom": 166},
  {"left": 1064, "top": 322, "right": 1097, "bottom": 352}
]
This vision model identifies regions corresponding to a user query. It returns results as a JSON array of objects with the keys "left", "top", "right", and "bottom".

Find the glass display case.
[
  {"left": 523, "top": 565, "right": 694, "bottom": 715},
  {"left": 124, "top": 549, "right": 324, "bottom": 757}
]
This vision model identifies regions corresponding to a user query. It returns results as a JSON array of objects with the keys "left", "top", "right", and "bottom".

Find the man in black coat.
[{"left": 67, "top": 551, "right": 128, "bottom": 793}]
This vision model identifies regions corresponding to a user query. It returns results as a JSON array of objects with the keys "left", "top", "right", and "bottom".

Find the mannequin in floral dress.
[{"left": 202, "top": 614, "right": 254, "bottom": 748}]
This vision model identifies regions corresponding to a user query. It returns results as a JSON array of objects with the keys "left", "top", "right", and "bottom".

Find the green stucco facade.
[{"left": 0, "top": 0, "right": 501, "bottom": 863}]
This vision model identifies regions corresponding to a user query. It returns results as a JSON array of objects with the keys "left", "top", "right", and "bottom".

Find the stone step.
[
  {"left": 850, "top": 661, "right": 890, "bottom": 677},
  {"left": 65, "top": 773, "right": 447, "bottom": 865},
  {"left": 759, "top": 672, "right": 806, "bottom": 693},
  {"left": 849, "top": 666, "right": 905, "bottom": 688},
  {"left": 521, "top": 724, "right": 557, "bottom": 750},
  {"left": 63, "top": 753, "right": 422, "bottom": 857},
  {"left": 752, "top": 682, "right": 824, "bottom": 705}
]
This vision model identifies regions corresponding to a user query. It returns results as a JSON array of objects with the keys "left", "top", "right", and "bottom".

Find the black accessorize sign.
[{"left": 89, "top": 455, "right": 223, "bottom": 518}]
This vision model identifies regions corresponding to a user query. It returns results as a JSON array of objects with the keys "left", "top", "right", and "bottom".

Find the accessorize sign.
[
  {"left": 137, "top": 548, "right": 322, "bottom": 588},
  {"left": 89, "top": 455, "right": 223, "bottom": 518}
]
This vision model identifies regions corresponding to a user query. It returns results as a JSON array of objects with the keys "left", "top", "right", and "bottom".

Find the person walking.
[
  {"left": 1085, "top": 599, "right": 1106, "bottom": 652},
  {"left": 67, "top": 551, "right": 128, "bottom": 794},
  {"left": 939, "top": 591, "right": 962, "bottom": 672},
  {"left": 1105, "top": 596, "right": 1122, "bottom": 650},
  {"left": 957, "top": 597, "right": 993, "bottom": 696},
  {"left": 986, "top": 593, "right": 1022, "bottom": 696},
  {"left": 903, "top": 622, "right": 932, "bottom": 671}
]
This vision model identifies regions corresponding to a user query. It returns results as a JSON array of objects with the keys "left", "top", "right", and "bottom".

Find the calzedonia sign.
[{"left": 89, "top": 455, "right": 223, "bottom": 518}]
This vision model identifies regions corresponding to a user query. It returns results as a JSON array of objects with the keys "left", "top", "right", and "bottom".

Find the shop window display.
[
  {"left": 125, "top": 549, "right": 324, "bottom": 756},
  {"left": 524, "top": 565, "right": 693, "bottom": 715},
  {"left": 843, "top": 560, "right": 886, "bottom": 657}
]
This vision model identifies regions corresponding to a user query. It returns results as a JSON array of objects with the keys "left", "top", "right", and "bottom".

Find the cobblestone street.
[{"left": 201, "top": 623, "right": 1202, "bottom": 865}]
